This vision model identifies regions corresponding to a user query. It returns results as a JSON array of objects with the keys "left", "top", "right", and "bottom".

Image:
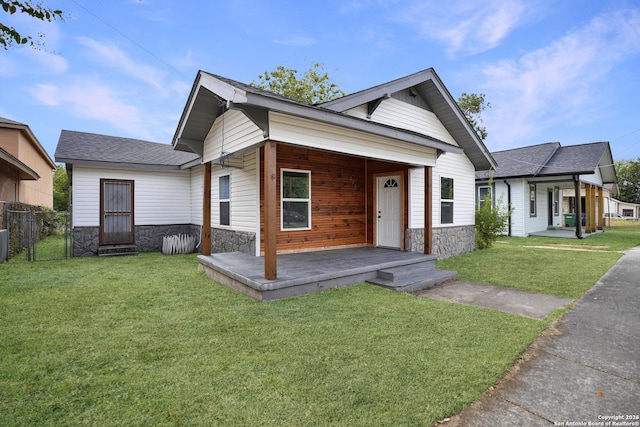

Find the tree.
[
  {"left": 613, "top": 158, "right": 640, "bottom": 204},
  {"left": 1, "top": 0, "right": 63, "bottom": 50},
  {"left": 252, "top": 62, "right": 345, "bottom": 105},
  {"left": 53, "top": 164, "right": 69, "bottom": 211},
  {"left": 475, "top": 179, "right": 511, "bottom": 250},
  {"left": 457, "top": 92, "right": 491, "bottom": 141}
]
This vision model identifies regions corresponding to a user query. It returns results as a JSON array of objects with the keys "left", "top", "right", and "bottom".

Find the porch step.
[
  {"left": 367, "top": 262, "right": 457, "bottom": 292},
  {"left": 98, "top": 245, "right": 139, "bottom": 257}
]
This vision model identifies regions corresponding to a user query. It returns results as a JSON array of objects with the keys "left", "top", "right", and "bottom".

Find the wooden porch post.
[
  {"left": 202, "top": 161, "right": 212, "bottom": 256},
  {"left": 590, "top": 184, "right": 597, "bottom": 232},
  {"left": 584, "top": 184, "right": 591, "bottom": 234},
  {"left": 264, "top": 140, "right": 277, "bottom": 280},
  {"left": 597, "top": 186, "right": 604, "bottom": 230},
  {"left": 424, "top": 166, "right": 433, "bottom": 255}
]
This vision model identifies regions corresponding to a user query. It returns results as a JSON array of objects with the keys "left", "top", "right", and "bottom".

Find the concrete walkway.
[
  {"left": 415, "top": 281, "right": 573, "bottom": 320},
  {"left": 439, "top": 247, "right": 640, "bottom": 426}
]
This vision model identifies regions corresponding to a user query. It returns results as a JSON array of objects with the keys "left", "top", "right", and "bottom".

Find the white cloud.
[
  {"left": 272, "top": 36, "right": 317, "bottom": 46},
  {"left": 27, "top": 80, "right": 153, "bottom": 140},
  {"left": 75, "top": 37, "right": 171, "bottom": 94},
  {"left": 396, "top": 0, "right": 526, "bottom": 57},
  {"left": 482, "top": 8, "right": 640, "bottom": 148}
]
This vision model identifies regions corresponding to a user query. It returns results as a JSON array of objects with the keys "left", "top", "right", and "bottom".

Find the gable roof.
[
  {"left": 172, "top": 69, "right": 497, "bottom": 167},
  {"left": 0, "top": 147, "right": 40, "bottom": 180},
  {"left": 55, "top": 130, "right": 199, "bottom": 170},
  {"left": 319, "top": 68, "right": 496, "bottom": 170},
  {"left": 0, "top": 116, "right": 56, "bottom": 169},
  {"left": 477, "top": 141, "right": 617, "bottom": 184}
]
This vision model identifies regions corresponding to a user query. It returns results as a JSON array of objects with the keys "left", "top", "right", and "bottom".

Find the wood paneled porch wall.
[{"left": 258, "top": 144, "right": 420, "bottom": 254}]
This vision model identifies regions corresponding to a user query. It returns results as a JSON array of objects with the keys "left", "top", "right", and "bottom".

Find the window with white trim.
[
  {"left": 478, "top": 186, "right": 490, "bottom": 209},
  {"left": 441, "top": 177, "right": 454, "bottom": 224},
  {"left": 281, "top": 169, "right": 311, "bottom": 230},
  {"left": 219, "top": 175, "right": 230, "bottom": 226},
  {"left": 554, "top": 186, "right": 560, "bottom": 216},
  {"left": 529, "top": 184, "right": 536, "bottom": 217}
]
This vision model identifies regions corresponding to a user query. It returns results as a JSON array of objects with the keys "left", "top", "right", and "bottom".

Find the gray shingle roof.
[
  {"left": 477, "top": 141, "right": 616, "bottom": 183},
  {"left": 55, "top": 130, "right": 199, "bottom": 169}
]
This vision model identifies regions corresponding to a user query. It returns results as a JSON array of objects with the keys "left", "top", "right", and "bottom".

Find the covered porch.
[{"left": 197, "top": 246, "right": 457, "bottom": 301}]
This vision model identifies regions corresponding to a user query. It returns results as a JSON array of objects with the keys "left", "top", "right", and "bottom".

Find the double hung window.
[
  {"left": 441, "top": 177, "right": 454, "bottom": 224},
  {"left": 281, "top": 169, "right": 311, "bottom": 230},
  {"left": 219, "top": 175, "right": 230, "bottom": 226}
]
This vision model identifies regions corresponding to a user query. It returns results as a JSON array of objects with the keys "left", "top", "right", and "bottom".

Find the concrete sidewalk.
[{"left": 441, "top": 247, "right": 640, "bottom": 426}]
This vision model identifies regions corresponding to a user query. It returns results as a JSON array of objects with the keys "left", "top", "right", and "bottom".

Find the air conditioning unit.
[{"left": 0, "top": 229, "right": 8, "bottom": 262}]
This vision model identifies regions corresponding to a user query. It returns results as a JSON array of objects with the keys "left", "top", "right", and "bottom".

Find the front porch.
[{"left": 197, "top": 246, "right": 457, "bottom": 301}]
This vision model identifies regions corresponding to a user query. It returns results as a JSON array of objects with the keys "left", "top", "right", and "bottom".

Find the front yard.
[{"left": 1, "top": 226, "right": 638, "bottom": 426}]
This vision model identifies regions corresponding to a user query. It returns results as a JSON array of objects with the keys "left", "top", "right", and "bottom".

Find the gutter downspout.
[
  {"left": 503, "top": 179, "right": 512, "bottom": 236},
  {"left": 574, "top": 175, "right": 583, "bottom": 239}
]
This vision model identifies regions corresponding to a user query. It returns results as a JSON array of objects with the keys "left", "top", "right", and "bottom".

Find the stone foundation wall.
[
  {"left": 72, "top": 224, "right": 200, "bottom": 257},
  {"left": 72, "top": 227, "right": 99, "bottom": 257},
  {"left": 210, "top": 228, "right": 255, "bottom": 255},
  {"left": 405, "top": 225, "right": 476, "bottom": 259}
]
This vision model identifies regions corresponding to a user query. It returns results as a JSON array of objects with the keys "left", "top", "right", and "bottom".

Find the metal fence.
[{"left": 6, "top": 210, "right": 70, "bottom": 261}]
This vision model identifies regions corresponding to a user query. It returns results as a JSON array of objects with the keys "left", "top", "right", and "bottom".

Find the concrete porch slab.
[{"left": 197, "top": 246, "right": 448, "bottom": 301}]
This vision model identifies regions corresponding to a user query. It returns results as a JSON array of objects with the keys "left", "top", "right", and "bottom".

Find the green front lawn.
[
  {"left": 437, "top": 225, "right": 640, "bottom": 298},
  {"left": 1, "top": 226, "right": 637, "bottom": 425},
  {"left": 2, "top": 252, "right": 542, "bottom": 426}
]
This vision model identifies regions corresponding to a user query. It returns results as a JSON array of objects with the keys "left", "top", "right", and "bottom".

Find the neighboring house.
[
  {"left": 0, "top": 117, "right": 55, "bottom": 208},
  {"left": 55, "top": 131, "right": 200, "bottom": 256},
  {"left": 56, "top": 68, "right": 496, "bottom": 266},
  {"left": 604, "top": 194, "right": 640, "bottom": 220},
  {"left": 476, "top": 142, "right": 617, "bottom": 237}
]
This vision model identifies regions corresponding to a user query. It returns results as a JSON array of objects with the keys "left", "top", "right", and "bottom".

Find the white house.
[
  {"left": 56, "top": 68, "right": 496, "bottom": 298},
  {"left": 476, "top": 142, "right": 617, "bottom": 238}
]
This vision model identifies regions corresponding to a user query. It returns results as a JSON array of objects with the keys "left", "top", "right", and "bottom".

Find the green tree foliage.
[
  {"left": 52, "top": 164, "right": 69, "bottom": 211},
  {"left": 613, "top": 158, "right": 640, "bottom": 204},
  {"left": 457, "top": 92, "right": 491, "bottom": 141},
  {"left": 475, "top": 180, "right": 511, "bottom": 250},
  {"left": 252, "top": 62, "right": 345, "bottom": 105},
  {"left": 1, "top": 0, "right": 63, "bottom": 50}
]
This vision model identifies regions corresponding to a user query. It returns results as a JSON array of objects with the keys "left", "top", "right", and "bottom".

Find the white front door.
[{"left": 377, "top": 175, "right": 402, "bottom": 248}]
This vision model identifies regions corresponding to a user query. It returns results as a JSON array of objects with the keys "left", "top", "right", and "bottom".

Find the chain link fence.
[{"left": 6, "top": 209, "right": 70, "bottom": 261}]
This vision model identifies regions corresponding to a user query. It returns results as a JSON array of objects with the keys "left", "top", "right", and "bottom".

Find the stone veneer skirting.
[
  {"left": 210, "top": 228, "right": 256, "bottom": 256},
  {"left": 72, "top": 224, "right": 200, "bottom": 257},
  {"left": 405, "top": 225, "right": 476, "bottom": 259}
]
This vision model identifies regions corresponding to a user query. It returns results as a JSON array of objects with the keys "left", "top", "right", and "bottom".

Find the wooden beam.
[
  {"left": 264, "top": 140, "right": 277, "bottom": 280},
  {"left": 585, "top": 184, "right": 592, "bottom": 234},
  {"left": 597, "top": 186, "right": 604, "bottom": 230},
  {"left": 424, "top": 166, "right": 433, "bottom": 255},
  {"left": 202, "top": 161, "right": 212, "bottom": 256},
  {"left": 589, "top": 184, "right": 598, "bottom": 233}
]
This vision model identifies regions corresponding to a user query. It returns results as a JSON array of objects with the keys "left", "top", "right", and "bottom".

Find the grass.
[
  {"left": 2, "top": 252, "right": 545, "bottom": 426},
  {"left": 1, "top": 225, "right": 638, "bottom": 425},
  {"left": 437, "top": 225, "right": 640, "bottom": 298}
]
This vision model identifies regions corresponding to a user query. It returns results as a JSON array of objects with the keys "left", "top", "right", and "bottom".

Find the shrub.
[{"left": 476, "top": 182, "right": 511, "bottom": 250}]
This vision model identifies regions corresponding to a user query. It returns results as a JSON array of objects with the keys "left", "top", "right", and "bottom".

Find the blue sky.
[{"left": 2, "top": 0, "right": 640, "bottom": 164}]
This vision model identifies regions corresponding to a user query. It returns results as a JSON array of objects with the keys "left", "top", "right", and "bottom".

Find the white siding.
[
  {"left": 203, "top": 109, "right": 264, "bottom": 163},
  {"left": 72, "top": 166, "right": 192, "bottom": 227},
  {"left": 408, "top": 152, "right": 476, "bottom": 228},
  {"left": 209, "top": 150, "right": 258, "bottom": 233},
  {"left": 580, "top": 167, "right": 603, "bottom": 186},
  {"left": 345, "top": 98, "right": 458, "bottom": 146},
  {"left": 269, "top": 112, "right": 438, "bottom": 167}
]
